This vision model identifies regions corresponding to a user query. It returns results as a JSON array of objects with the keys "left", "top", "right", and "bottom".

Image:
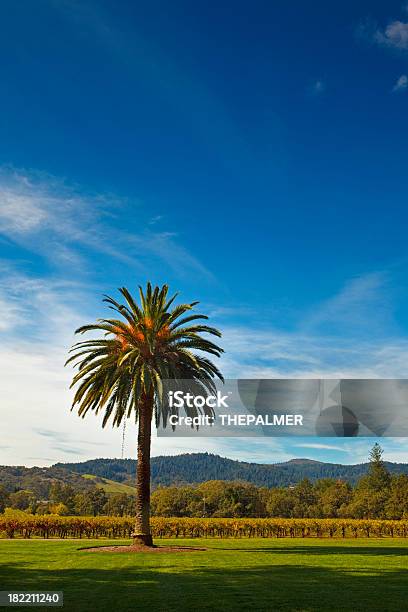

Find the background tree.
[
  {"left": 104, "top": 493, "right": 135, "bottom": 516},
  {"left": 213, "top": 481, "right": 265, "bottom": 518},
  {"left": 0, "top": 485, "right": 9, "bottom": 513},
  {"left": 151, "top": 486, "right": 200, "bottom": 517},
  {"left": 266, "top": 487, "right": 295, "bottom": 518},
  {"left": 292, "top": 479, "right": 318, "bottom": 518},
  {"left": 87, "top": 489, "right": 108, "bottom": 516},
  {"left": 367, "top": 443, "right": 391, "bottom": 490},
  {"left": 8, "top": 490, "right": 35, "bottom": 511},
  {"left": 67, "top": 283, "right": 223, "bottom": 546},
  {"left": 73, "top": 492, "right": 93, "bottom": 516},
  {"left": 317, "top": 480, "right": 352, "bottom": 518},
  {"left": 386, "top": 475, "right": 408, "bottom": 519},
  {"left": 71, "top": 489, "right": 108, "bottom": 516},
  {"left": 49, "top": 502, "right": 70, "bottom": 515},
  {"left": 341, "top": 443, "right": 391, "bottom": 519},
  {"left": 49, "top": 483, "right": 76, "bottom": 514}
]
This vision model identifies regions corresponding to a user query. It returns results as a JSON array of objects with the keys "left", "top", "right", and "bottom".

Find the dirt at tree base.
[{"left": 80, "top": 544, "right": 207, "bottom": 553}]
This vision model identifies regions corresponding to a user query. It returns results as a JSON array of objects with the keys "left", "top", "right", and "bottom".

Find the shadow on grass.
[
  {"left": 1, "top": 559, "right": 408, "bottom": 612},
  {"left": 215, "top": 545, "right": 408, "bottom": 556}
]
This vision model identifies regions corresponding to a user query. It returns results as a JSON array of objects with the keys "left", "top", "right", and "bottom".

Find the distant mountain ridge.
[
  {"left": 3, "top": 453, "right": 408, "bottom": 496},
  {"left": 54, "top": 452, "right": 408, "bottom": 488}
]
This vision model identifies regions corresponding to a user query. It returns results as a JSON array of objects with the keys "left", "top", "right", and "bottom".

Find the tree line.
[
  {"left": 0, "top": 484, "right": 135, "bottom": 517},
  {"left": 150, "top": 444, "right": 408, "bottom": 520},
  {"left": 1, "top": 444, "right": 407, "bottom": 520}
]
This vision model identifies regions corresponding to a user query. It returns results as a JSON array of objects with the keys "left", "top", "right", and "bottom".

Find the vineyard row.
[{"left": 2, "top": 515, "right": 408, "bottom": 539}]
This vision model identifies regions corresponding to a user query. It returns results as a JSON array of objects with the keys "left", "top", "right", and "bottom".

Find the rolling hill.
[
  {"left": 54, "top": 452, "right": 408, "bottom": 488},
  {"left": 81, "top": 474, "right": 136, "bottom": 495},
  {"left": 4, "top": 453, "right": 408, "bottom": 498}
]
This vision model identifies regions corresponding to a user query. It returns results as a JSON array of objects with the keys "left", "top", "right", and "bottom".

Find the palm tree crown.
[{"left": 66, "top": 282, "right": 224, "bottom": 428}]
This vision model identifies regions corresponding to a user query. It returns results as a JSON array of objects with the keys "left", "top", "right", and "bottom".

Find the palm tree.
[{"left": 66, "top": 283, "right": 223, "bottom": 546}]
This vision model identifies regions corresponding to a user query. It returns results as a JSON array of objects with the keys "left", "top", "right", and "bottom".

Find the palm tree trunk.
[{"left": 132, "top": 390, "right": 154, "bottom": 546}]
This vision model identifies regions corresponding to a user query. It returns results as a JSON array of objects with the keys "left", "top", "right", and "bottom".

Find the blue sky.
[{"left": 1, "top": 0, "right": 408, "bottom": 466}]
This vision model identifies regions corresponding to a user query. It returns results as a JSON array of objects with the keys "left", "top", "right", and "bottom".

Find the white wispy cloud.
[
  {"left": 301, "top": 272, "right": 393, "bottom": 337},
  {"left": 0, "top": 293, "right": 25, "bottom": 332},
  {"left": 219, "top": 324, "right": 408, "bottom": 380},
  {"left": 0, "top": 168, "right": 100, "bottom": 236},
  {"left": 148, "top": 215, "right": 163, "bottom": 225},
  {"left": 357, "top": 11, "right": 408, "bottom": 100},
  {"left": 294, "top": 443, "right": 347, "bottom": 452},
  {"left": 332, "top": 438, "right": 408, "bottom": 465},
  {"left": 357, "top": 11, "right": 408, "bottom": 51},
  {"left": 0, "top": 339, "right": 130, "bottom": 466},
  {"left": 392, "top": 74, "right": 408, "bottom": 91},
  {"left": 374, "top": 20, "right": 408, "bottom": 50},
  {"left": 0, "top": 265, "right": 135, "bottom": 466},
  {"left": 0, "top": 167, "right": 137, "bottom": 269},
  {"left": 150, "top": 437, "right": 294, "bottom": 464},
  {"left": 216, "top": 270, "right": 407, "bottom": 379},
  {"left": 0, "top": 191, "right": 48, "bottom": 233},
  {"left": 0, "top": 265, "right": 88, "bottom": 341},
  {"left": 0, "top": 167, "right": 214, "bottom": 280}
]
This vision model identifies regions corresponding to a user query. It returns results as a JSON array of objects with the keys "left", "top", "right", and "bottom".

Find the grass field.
[{"left": 1, "top": 538, "right": 408, "bottom": 611}]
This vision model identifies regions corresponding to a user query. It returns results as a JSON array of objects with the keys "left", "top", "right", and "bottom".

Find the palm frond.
[{"left": 67, "top": 283, "right": 224, "bottom": 428}]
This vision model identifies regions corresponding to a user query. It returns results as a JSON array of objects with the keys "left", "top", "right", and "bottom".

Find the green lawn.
[{"left": 1, "top": 538, "right": 408, "bottom": 611}]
